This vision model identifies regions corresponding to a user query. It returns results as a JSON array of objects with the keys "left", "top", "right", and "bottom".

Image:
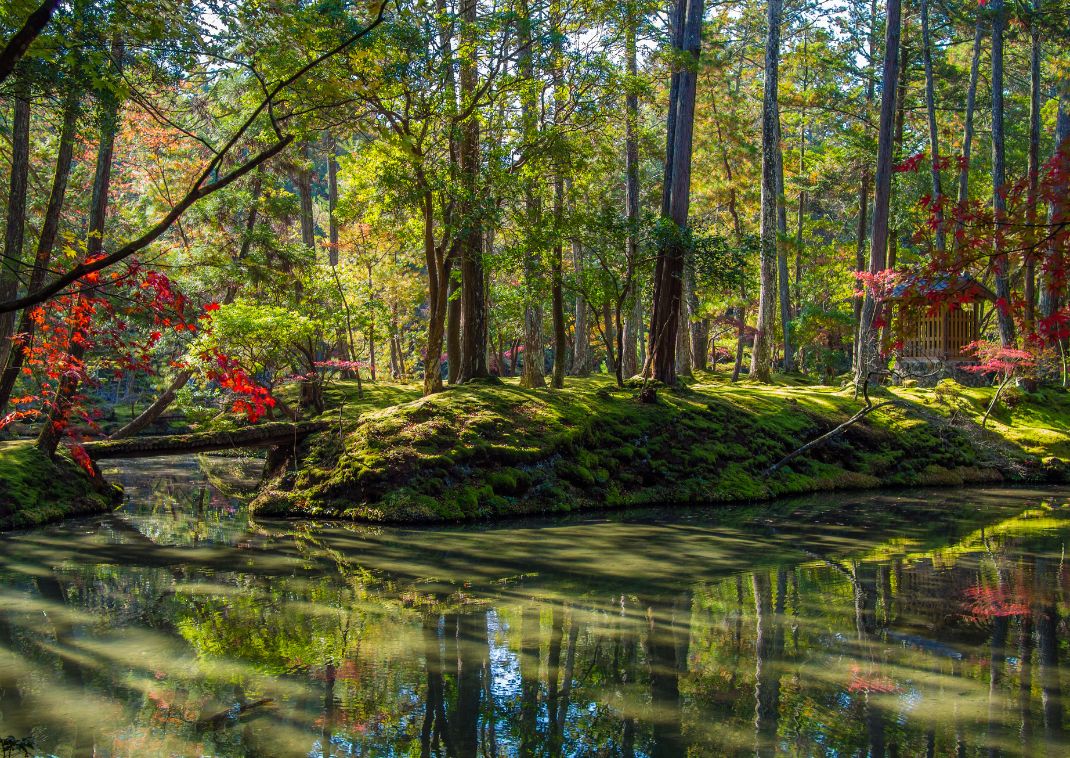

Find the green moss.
[
  {"left": 247, "top": 376, "right": 1070, "bottom": 524},
  {"left": 0, "top": 442, "right": 122, "bottom": 531},
  {"left": 486, "top": 466, "right": 531, "bottom": 495}
]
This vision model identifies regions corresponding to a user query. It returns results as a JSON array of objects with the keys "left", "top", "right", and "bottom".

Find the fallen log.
[{"left": 82, "top": 421, "right": 328, "bottom": 460}]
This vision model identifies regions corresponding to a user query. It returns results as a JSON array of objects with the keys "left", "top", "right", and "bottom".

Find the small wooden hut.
[{"left": 890, "top": 275, "right": 995, "bottom": 367}]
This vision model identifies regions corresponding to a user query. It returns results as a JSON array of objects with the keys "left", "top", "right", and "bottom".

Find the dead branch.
[{"left": 763, "top": 371, "right": 895, "bottom": 476}]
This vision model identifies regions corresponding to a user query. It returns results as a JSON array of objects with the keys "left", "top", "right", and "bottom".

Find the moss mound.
[
  {"left": 0, "top": 441, "right": 122, "bottom": 531},
  {"left": 250, "top": 377, "right": 1070, "bottom": 524}
]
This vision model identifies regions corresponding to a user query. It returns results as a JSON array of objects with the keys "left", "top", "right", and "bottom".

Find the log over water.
[{"left": 81, "top": 421, "right": 328, "bottom": 460}]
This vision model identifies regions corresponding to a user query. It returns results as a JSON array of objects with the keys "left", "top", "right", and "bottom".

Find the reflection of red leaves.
[
  {"left": 847, "top": 664, "right": 898, "bottom": 694},
  {"left": 962, "top": 584, "right": 1030, "bottom": 622}
]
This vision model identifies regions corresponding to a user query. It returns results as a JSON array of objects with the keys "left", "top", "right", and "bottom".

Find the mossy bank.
[
  {"left": 0, "top": 441, "right": 123, "bottom": 531},
  {"left": 251, "top": 376, "right": 1070, "bottom": 523}
]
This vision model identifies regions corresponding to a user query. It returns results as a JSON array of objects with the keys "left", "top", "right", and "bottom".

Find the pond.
[{"left": 1, "top": 456, "right": 1069, "bottom": 757}]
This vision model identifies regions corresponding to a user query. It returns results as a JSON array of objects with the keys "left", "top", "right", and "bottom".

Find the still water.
[{"left": 1, "top": 456, "right": 1070, "bottom": 757}]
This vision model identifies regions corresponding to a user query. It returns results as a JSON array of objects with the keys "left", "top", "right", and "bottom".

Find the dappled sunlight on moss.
[{"left": 250, "top": 377, "right": 1070, "bottom": 523}]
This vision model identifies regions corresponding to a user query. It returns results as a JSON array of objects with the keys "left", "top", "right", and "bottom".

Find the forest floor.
[
  {"left": 3, "top": 373, "right": 1067, "bottom": 530},
  {"left": 252, "top": 373, "right": 1070, "bottom": 522},
  {"left": 0, "top": 441, "right": 122, "bottom": 531}
]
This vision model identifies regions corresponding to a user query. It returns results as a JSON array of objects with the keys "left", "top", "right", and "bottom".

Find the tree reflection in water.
[{"left": 0, "top": 460, "right": 1068, "bottom": 756}]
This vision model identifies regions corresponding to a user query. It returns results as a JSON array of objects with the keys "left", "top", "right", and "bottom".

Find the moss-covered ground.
[
  {"left": 0, "top": 441, "right": 123, "bottom": 531},
  {"left": 251, "top": 373, "right": 1070, "bottom": 523}
]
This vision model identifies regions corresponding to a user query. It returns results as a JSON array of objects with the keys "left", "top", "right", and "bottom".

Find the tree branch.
[
  {"left": 0, "top": 0, "right": 60, "bottom": 85},
  {"left": 0, "top": 1, "right": 391, "bottom": 315}
]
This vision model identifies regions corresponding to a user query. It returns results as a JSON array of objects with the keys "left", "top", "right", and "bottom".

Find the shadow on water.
[{"left": 0, "top": 455, "right": 1069, "bottom": 756}]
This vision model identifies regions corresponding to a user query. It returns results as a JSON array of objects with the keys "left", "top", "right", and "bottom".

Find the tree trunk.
[
  {"left": 0, "top": 74, "right": 30, "bottom": 374},
  {"left": 855, "top": 0, "right": 901, "bottom": 385},
  {"left": 571, "top": 237, "right": 589, "bottom": 375},
  {"left": 1024, "top": 12, "right": 1040, "bottom": 336},
  {"left": 921, "top": 0, "right": 945, "bottom": 255},
  {"left": 955, "top": 16, "right": 983, "bottom": 239},
  {"left": 648, "top": 0, "right": 704, "bottom": 386},
  {"left": 775, "top": 107, "right": 793, "bottom": 373},
  {"left": 1040, "top": 85, "right": 1069, "bottom": 321},
  {"left": 457, "top": 0, "right": 488, "bottom": 382},
  {"left": 446, "top": 270, "right": 462, "bottom": 382},
  {"left": 422, "top": 187, "right": 449, "bottom": 395},
  {"left": 852, "top": 0, "right": 877, "bottom": 372},
  {"left": 881, "top": 20, "right": 910, "bottom": 350},
  {"left": 990, "top": 0, "right": 1016, "bottom": 347},
  {"left": 327, "top": 134, "right": 340, "bottom": 266},
  {"left": 517, "top": 0, "right": 544, "bottom": 390},
  {"left": 548, "top": 1, "right": 567, "bottom": 389},
  {"left": 551, "top": 180, "right": 567, "bottom": 388},
  {"left": 688, "top": 271, "right": 708, "bottom": 372},
  {"left": 675, "top": 290, "right": 692, "bottom": 377},
  {"left": 0, "top": 89, "right": 78, "bottom": 416},
  {"left": 750, "top": 0, "right": 782, "bottom": 383},
  {"left": 603, "top": 300, "right": 617, "bottom": 375},
  {"left": 622, "top": 4, "right": 641, "bottom": 379},
  {"left": 659, "top": 0, "right": 687, "bottom": 218},
  {"left": 793, "top": 35, "right": 808, "bottom": 321},
  {"left": 294, "top": 141, "right": 313, "bottom": 302}
]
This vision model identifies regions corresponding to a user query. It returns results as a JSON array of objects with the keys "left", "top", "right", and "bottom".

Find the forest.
[
  {"left": 2, "top": 2, "right": 1070, "bottom": 756},
  {"left": 0, "top": 0, "right": 1067, "bottom": 512}
]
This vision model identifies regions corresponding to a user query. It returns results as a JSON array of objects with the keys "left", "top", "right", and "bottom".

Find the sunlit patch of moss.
[
  {"left": 248, "top": 376, "right": 1070, "bottom": 524},
  {"left": 0, "top": 441, "right": 122, "bottom": 531}
]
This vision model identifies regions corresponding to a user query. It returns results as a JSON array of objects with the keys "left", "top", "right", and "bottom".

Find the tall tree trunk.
[
  {"left": 571, "top": 236, "right": 589, "bottom": 375},
  {"left": 750, "top": 0, "right": 782, "bottom": 383},
  {"left": 648, "top": 0, "right": 704, "bottom": 386},
  {"left": 0, "top": 90, "right": 79, "bottom": 416},
  {"left": 1024, "top": 9, "right": 1041, "bottom": 336},
  {"left": 603, "top": 300, "right": 617, "bottom": 376},
  {"left": 855, "top": 0, "right": 902, "bottom": 385},
  {"left": 955, "top": 16, "right": 983, "bottom": 238},
  {"left": 622, "top": 3, "right": 642, "bottom": 379},
  {"left": 551, "top": 182, "right": 567, "bottom": 388},
  {"left": 517, "top": 0, "right": 545, "bottom": 389},
  {"left": 853, "top": 0, "right": 877, "bottom": 372},
  {"left": 1040, "top": 85, "right": 1069, "bottom": 321},
  {"left": 447, "top": 270, "right": 462, "bottom": 382},
  {"left": 990, "top": 0, "right": 1016, "bottom": 347},
  {"left": 775, "top": 107, "right": 793, "bottom": 372},
  {"left": 0, "top": 73, "right": 30, "bottom": 375},
  {"left": 548, "top": 0, "right": 567, "bottom": 389},
  {"left": 921, "top": 0, "right": 945, "bottom": 255},
  {"left": 293, "top": 141, "right": 313, "bottom": 303},
  {"left": 327, "top": 134, "right": 340, "bottom": 266},
  {"left": 436, "top": 0, "right": 463, "bottom": 385},
  {"left": 881, "top": 17, "right": 910, "bottom": 350},
  {"left": 422, "top": 186, "right": 449, "bottom": 395},
  {"left": 688, "top": 285, "right": 708, "bottom": 371},
  {"left": 659, "top": 0, "right": 687, "bottom": 218},
  {"left": 38, "top": 36, "right": 123, "bottom": 457},
  {"left": 793, "top": 34, "right": 808, "bottom": 323},
  {"left": 676, "top": 270, "right": 693, "bottom": 377},
  {"left": 457, "top": 0, "right": 488, "bottom": 382}
]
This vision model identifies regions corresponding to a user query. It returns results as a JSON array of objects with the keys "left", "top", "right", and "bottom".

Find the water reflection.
[{"left": 0, "top": 457, "right": 1069, "bottom": 756}]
